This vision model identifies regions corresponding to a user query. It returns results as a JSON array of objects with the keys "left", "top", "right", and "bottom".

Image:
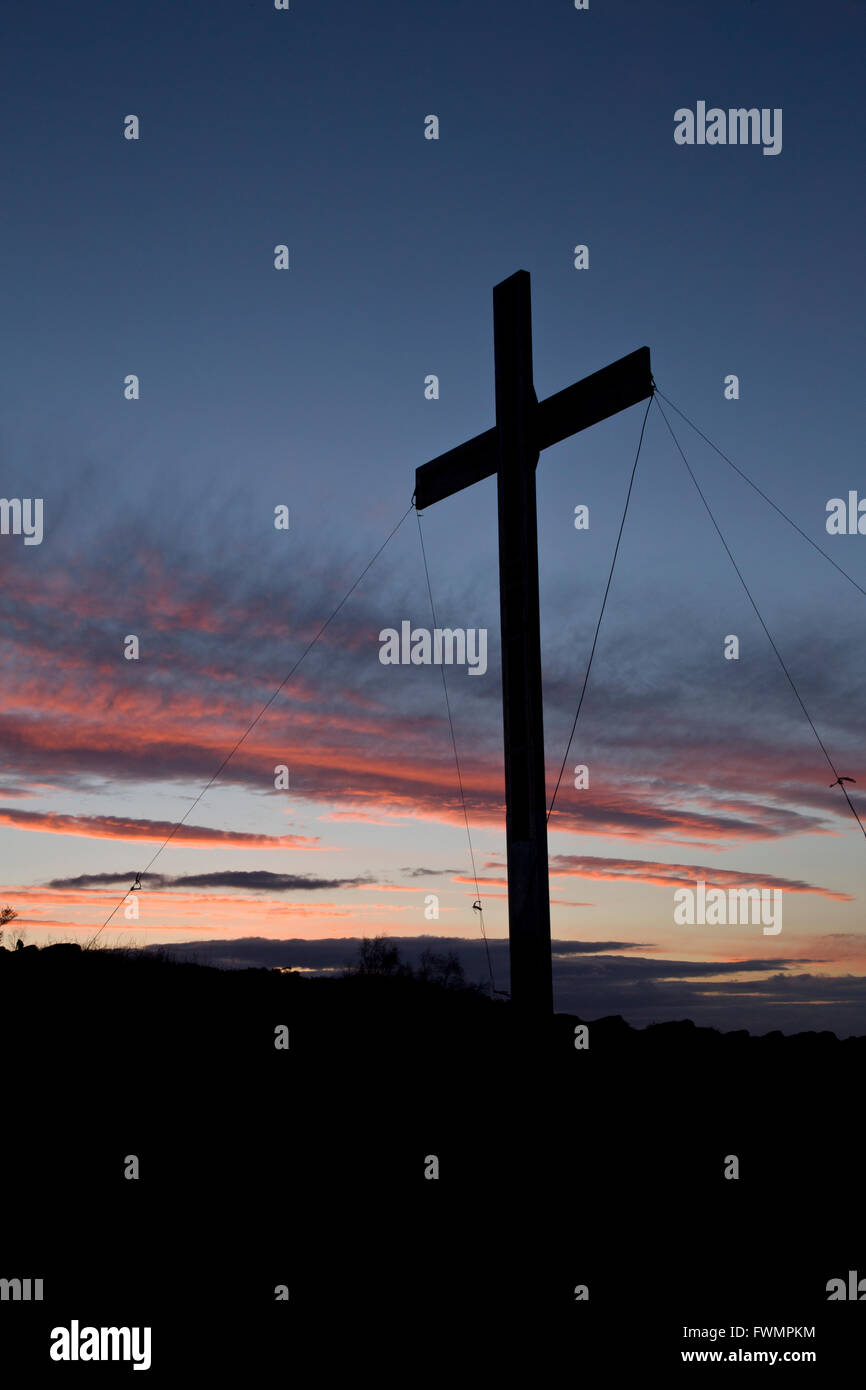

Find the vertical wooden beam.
[{"left": 494, "top": 270, "right": 553, "bottom": 1016}]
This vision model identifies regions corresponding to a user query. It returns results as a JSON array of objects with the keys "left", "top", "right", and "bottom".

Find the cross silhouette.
[{"left": 415, "top": 270, "right": 652, "bottom": 1015}]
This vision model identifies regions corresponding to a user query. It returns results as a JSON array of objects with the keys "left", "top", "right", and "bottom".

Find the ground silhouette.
[{"left": 1, "top": 940, "right": 862, "bottom": 1373}]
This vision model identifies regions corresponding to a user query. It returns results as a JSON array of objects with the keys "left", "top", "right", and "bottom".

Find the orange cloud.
[
  {"left": 0, "top": 808, "right": 321, "bottom": 850},
  {"left": 543, "top": 854, "right": 851, "bottom": 900}
]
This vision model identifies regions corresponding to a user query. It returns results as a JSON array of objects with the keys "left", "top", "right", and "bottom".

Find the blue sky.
[{"left": 1, "top": 0, "right": 864, "bottom": 1031}]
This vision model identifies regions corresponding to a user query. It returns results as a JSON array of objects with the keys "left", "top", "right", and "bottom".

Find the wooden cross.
[{"left": 415, "top": 270, "right": 652, "bottom": 1016}]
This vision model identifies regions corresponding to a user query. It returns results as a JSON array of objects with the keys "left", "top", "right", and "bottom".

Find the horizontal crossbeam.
[{"left": 415, "top": 346, "right": 652, "bottom": 510}]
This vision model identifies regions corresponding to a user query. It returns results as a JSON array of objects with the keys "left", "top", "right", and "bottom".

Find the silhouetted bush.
[{"left": 351, "top": 936, "right": 413, "bottom": 978}]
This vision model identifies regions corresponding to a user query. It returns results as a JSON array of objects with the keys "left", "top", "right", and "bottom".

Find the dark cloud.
[
  {"left": 126, "top": 935, "right": 866, "bottom": 1036},
  {"left": 133, "top": 934, "right": 643, "bottom": 974},
  {"left": 170, "top": 871, "right": 375, "bottom": 891},
  {"left": 549, "top": 953, "right": 866, "bottom": 1037},
  {"left": 400, "top": 866, "right": 465, "bottom": 877},
  {"left": 46, "top": 872, "right": 145, "bottom": 889},
  {"left": 46, "top": 870, "right": 375, "bottom": 892}
]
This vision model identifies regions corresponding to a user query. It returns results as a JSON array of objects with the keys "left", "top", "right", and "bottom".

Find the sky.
[{"left": 1, "top": 0, "right": 864, "bottom": 1033}]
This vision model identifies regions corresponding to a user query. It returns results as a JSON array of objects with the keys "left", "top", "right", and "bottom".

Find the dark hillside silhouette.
[{"left": 1, "top": 937, "right": 862, "bottom": 1372}]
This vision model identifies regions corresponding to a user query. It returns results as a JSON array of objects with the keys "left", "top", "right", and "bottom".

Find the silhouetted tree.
[
  {"left": 0, "top": 905, "right": 17, "bottom": 949},
  {"left": 354, "top": 936, "right": 411, "bottom": 978},
  {"left": 418, "top": 948, "right": 466, "bottom": 990}
]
